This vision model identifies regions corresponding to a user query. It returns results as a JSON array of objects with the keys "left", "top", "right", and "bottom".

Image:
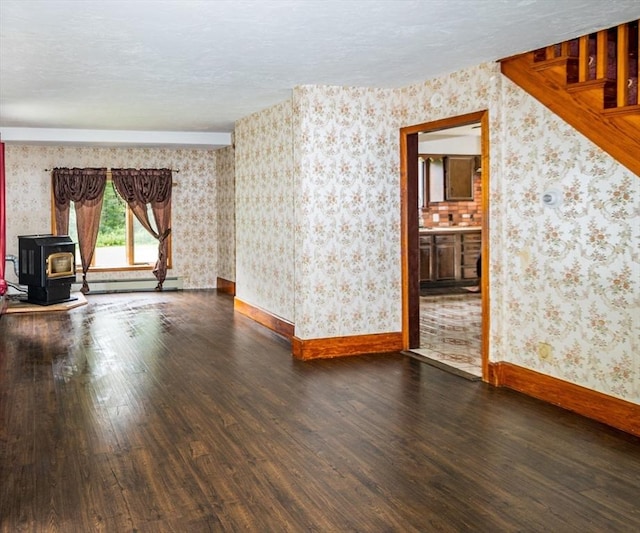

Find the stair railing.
[{"left": 532, "top": 19, "right": 638, "bottom": 110}]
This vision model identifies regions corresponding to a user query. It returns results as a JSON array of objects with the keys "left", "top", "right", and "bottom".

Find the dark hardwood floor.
[{"left": 1, "top": 291, "right": 639, "bottom": 532}]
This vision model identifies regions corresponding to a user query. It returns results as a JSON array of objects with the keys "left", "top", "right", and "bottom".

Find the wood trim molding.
[
  {"left": 400, "top": 109, "right": 491, "bottom": 381},
  {"left": 292, "top": 332, "right": 403, "bottom": 360},
  {"left": 489, "top": 362, "right": 640, "bottom": 437},
  {"left": 479, "top": 110, "right": 490, "bottom": 381},
  {"left": 233, "top": 297, "right": 294, "bottom": 340},
  {"left": 216, "top": 277, "right": 236, "bottom": 295}
]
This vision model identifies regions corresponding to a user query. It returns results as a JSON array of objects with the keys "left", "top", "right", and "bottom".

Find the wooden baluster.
[
  {"left": 596, "top": 30, "right": 609, "bottom": 79},
  {"left": 617, "top": 23, "right": 629, "bottom": 107},
  {"left": 545, "top": 45, "right": 556, "bottom": 60},
  {"left": 578, "top": 35, "right": 589, "bottom": 81}
]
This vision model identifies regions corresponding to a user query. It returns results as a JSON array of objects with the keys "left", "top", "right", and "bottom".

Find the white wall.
[{"left": 418, "top": 134, "right": 480, "bottom": 154}]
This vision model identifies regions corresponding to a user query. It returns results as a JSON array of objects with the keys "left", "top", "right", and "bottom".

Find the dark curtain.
[
  {"left": 111, "top": 169, "right": 172, "bottom": 290},
  {"left": 52, "top": 168, "right": 107, "bottom": 293},
  {"left": 0, "top": 142, "right": 6, "bottom": 297}
]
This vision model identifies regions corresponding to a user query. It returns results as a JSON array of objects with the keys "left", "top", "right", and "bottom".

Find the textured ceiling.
[{"left": 1, "top": 0, "right": 639, "bottom": 137}]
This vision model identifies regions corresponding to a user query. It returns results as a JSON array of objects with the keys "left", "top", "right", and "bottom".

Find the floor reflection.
[{"left": 413, "top": 292, "right": 481, "bottom": 377}]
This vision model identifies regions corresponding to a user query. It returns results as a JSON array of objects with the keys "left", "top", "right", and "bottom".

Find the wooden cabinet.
[
  {"left": 434, "top": 234, "right": 457, "bottom": 281},
  {"left": 445, "top": 156, "right": 476, "bottom": 200},
  {"left": 419, "top": 235, "right": 432, "bottom": 282},
  {"left": 461, "top": 231, "right": 482, "bottom": 279},
  {"left": 419, "top": 229, "right": 481, "bottom": 287}
]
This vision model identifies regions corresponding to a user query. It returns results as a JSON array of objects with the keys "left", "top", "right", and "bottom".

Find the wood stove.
[{"left": 18, "top": 234, "right": 77, "bottom": 305}]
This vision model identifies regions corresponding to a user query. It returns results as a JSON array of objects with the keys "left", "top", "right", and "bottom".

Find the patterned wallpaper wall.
[
  {"left": 399, "top": 62, "right": 639, "bottom": 403},
  {"left": 293, "top": 85, "right": 400, "bottom": 338},
  {"left": 215, "top": 144, "right": 235, "bottom": 282},
  {"left": 234, "top": 99, "right": 295, "bottom": 322},
  {"left": 236, "top": 61, "right": 638, "bottom": 403},
  {"left": 495, "top": 77, "right": 639, "bottom": 402},
  {"left": 4, "top": 145, "right": 218, "bottom": 289}
]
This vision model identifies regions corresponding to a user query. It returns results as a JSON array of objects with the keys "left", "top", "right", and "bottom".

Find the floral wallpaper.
[
  {"left": 494, "top": 77, "right": 639, "bottom": 402},
  {"left": 398, "top": 62, "right": 638, "bottom": 403},
  {"left": 3, "top": 145, "right": 218, "bottom": 289},
  {"left": 235, "top": 61, "right": 638, "bottom": 404},
  {"left": 234, "top": 99, "right": 295, "bottom": 322},
  {"left": 293, "top": 85, "right": 400, "bottom": 338},
  {"left": 215, "top": 144, "right": 235, "bottom": 282}
]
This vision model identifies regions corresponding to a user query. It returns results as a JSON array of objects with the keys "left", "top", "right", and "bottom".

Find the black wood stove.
[{"left": 18, "top": 234, "right": 77, "bottom": 305}]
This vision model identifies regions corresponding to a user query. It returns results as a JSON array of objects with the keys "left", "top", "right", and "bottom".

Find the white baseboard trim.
[{"left": 71, "top": 277, "right": 183, "bottom": 294}]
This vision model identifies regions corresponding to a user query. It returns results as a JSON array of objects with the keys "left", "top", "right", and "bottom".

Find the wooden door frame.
[{"left": 400, "top": 110, "right": 490, "bottom": 381}]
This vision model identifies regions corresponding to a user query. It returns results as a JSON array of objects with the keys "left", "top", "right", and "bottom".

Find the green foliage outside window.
[
  {"left": 67, "top": 182, "right": 161, "bottom": 270},
  {"left": 96, "top": 184, "right": 126, "bottom": 247}
]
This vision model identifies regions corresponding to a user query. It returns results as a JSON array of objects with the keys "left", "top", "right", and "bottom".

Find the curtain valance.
[
  {"left": 110, "top": 168, "right": 172, "bottom": 205},
  {"left": 52, "top": 167, "right": 107, "bottom": 207}
]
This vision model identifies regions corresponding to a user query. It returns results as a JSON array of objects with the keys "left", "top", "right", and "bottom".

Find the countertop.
[{"left": 419, "top": 226, "right": 481, "bottom": 233}]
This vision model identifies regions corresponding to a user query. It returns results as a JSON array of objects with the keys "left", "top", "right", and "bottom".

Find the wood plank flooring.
[{"left": 1, "top": 290, "right": 639, "bottom": 532}]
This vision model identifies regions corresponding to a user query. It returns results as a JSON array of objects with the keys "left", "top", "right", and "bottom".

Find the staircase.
[{"left": 500, "top": 19, "right": 639, "bottom": 176}]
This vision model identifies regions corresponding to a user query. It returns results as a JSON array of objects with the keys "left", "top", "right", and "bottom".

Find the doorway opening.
[{"left": 400, "top": 111, "right": 489, "bottom": 381}]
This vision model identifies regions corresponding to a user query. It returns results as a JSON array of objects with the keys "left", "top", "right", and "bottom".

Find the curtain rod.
[
  {"left": 44, "top": 168, "right": 179, "bottom": 173},
  {"left": 44, "top": 168, "right": 179, "bottom": 186}
]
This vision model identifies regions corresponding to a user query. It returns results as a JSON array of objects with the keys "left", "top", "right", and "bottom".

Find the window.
[{"left": 61, "top": 181, "right": 171, "bottom": 271}]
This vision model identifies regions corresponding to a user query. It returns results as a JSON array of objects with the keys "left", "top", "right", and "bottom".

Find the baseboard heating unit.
[{"left": 71, "top": 277, "right": 183, "bottom": 294}]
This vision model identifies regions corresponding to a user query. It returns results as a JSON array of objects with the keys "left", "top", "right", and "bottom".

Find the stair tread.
[
  {"left": 566, "top": 78, "right": 616, "bottom": 93},
  {"left": 601, "top": 104, "right": 640, "bottom": 118},
  {"left": 531, "top": 55, "right": 577, "bottom": 72}
]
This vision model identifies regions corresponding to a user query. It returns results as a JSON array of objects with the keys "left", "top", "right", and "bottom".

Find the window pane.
[
  {"left": 132, "top": 209, "right": 157, "bottom": 265},
  {"left": 67, "top": 204, "right": 81, "bottom": 265},
  {"left": 58, "top": 183, "right": 170, "bottom": 270}
]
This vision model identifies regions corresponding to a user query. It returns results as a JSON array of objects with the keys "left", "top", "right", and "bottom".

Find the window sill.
[{"left": 76, "top": 264, "right": 166, "bottom": 273}]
